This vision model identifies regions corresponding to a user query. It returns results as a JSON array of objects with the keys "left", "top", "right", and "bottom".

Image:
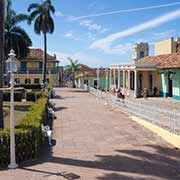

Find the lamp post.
[
  {"left": 6, "top": 49, "right": 18, "bottom": 169},
  {"left": 96, "top": 68, "right": 100, "bottom": 99},
  {"left": 105, "top": 68, "right": 109, "bottom": 105},
  {"left": 48, "top": 69, "right": 51, "bottom": 85}
]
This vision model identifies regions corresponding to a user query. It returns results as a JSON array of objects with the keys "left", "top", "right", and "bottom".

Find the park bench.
[
  {"left": 47, "top": 106, "right": 55, "bottom": 120},
  {"left": 48, "top": 100, "right": 56, "bottom": 110},
  {"left": 49, "top": 88, "right": 56, "bottom": 98},
  {"left": 41, "top": 124, "right": 52, "bottom": 146}
]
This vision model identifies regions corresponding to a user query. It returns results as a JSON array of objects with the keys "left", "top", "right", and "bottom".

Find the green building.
[
  {"left": 137, "top": 53, "right": 180, "bottom": 100},
  {"left": 75, "top": 65, "right": 109, "bottom": 90},
  {"left": 160, "top": 68, "right": 180, "bottom": 100}
]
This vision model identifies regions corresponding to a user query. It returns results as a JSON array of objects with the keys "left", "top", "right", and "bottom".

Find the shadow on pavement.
[{"left": 20, "top": 143, "right": 180, "bottom": 180}]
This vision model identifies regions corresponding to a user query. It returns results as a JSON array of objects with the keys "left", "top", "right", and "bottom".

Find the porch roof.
[{"left": 138, "top": 53, "right": 180, "bottom": 69}]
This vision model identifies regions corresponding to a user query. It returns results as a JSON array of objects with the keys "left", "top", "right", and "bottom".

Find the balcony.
[{"left": 17, "top": 68, "right": 59, "bottom": 74}]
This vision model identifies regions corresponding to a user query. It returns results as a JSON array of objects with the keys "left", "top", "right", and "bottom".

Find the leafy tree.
[
  {"left": 28, "top": 0, "right": 55, "bottom": 85},
  {"left": 65, "top": 58, "right": 81, "bottom": 88},
  {"left": 5, "top": 0, "right": 32, "bottom": 58}
]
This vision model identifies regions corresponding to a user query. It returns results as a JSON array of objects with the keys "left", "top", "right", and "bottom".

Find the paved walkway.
[{"left": 1, "top": 88, "right": 180, "bottom": 180}]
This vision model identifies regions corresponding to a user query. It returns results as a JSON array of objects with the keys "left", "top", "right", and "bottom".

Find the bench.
[
  {"left": 41, "top": 124, "right": 52, "bottom": 146},
  {"left": 47, "top": 106, "right": 55, "bottom": 120},
  {"left": 48, "top": 100, "right": 56, "bottom": 110}
]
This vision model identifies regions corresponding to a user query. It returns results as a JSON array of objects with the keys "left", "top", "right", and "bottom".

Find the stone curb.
[{"left": 130, "top": 115, "right": 180, "bottom": 149}]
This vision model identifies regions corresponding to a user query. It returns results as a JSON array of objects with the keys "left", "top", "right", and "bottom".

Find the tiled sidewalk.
[{"left": 0, "top": 88, "right": 180, "bottom": 180}]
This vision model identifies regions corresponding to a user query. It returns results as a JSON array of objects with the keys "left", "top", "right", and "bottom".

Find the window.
[
  {"left": 15, "top": 78, "right": 20, "bottom": 84},
  {"left": 25, "top": 79, "right": 31, "bottom": 84},
  {"left": 21, "top": 62, "right": 27, "bottom": 72},
  {"left": 94, "top": 80, "right": 97, "bottom": 89},
  {"left": 83, "top": 80, "right": 89, "bottom": 85},
  {"left": 34, "top": 78, "right": 40, "bottom": 84},
  {"left": 139, "top": 51, "right": 145, "bottom": 58},
  {"left": 39, "top": 62, "right": 43, "bottom": 70}
]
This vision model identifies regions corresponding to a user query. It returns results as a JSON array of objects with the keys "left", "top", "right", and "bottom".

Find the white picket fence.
[{"left": 89, "top": 87, "right": 180, "bottom": 135}]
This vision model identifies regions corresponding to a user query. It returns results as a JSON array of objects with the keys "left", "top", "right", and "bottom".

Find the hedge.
[
  {"left": 3, "top": 92, "right": 22, "bottom": 102},
  {"left": 14, "top": 84, "right": 42, "bottom": 90},
  {"left": 0, "top": 97, "right": 47, "bottom": 166},
  {"left": 26, "top": 92, "right": 43, "bottom": 102}
]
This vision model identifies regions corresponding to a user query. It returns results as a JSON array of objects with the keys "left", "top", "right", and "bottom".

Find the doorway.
[{"left": 168, "top": 73, "right": 173, "bottom": 97}]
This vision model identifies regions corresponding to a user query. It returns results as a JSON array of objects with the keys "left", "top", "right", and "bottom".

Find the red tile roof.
[
  {"left": 76, "top": 65, "right": 108, "bottom": 78},
  {"left": 138, "top": 53, "right": 180, "bottom": 68},
  {"left": 26, "top": 48, "right": 56, "bottom": 61}
]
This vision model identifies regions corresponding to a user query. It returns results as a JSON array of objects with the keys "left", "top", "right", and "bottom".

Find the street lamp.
[
  {"left": 96, "top": 68, "right": 100, "bottom": 99},
  {"left": 6, "top": 49, "right": 19, "bottom": 169},
  {"left": 48, "top": 69, "right": 51, "bottom": 85},
  {"left": 105, "top": 68, "right": 109, "bottom": 105}
]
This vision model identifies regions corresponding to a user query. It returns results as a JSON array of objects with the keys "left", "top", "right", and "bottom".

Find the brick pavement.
[{"left": 0, "top": 88, "right": 180, "bottom": 180}]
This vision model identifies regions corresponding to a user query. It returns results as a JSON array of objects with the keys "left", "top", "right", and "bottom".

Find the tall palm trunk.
[
  {"left": 43, "top": 32, "right": 47, "bottom": 85},
  {"left": 0, "top": 0, "right": 4, "bottom": 129},
  {"left": 72, "top": 72, "right": 75, "bottom": 88}
]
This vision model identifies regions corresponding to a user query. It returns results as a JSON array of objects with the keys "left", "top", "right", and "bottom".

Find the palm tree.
[
  {"left": 0, "top": 0, "right": 5, "bottom": 129},
  {"left": 28, "top": 0, "right": 55, "bottom": 85},
  {"left": 5, "top": 0, "right": 32, "bottom": 58},
  {"left": 65, "top": 58, "right": 81, "bottom": 88}
]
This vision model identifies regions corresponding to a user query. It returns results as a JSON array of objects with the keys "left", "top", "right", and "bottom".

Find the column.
[
  {"left": 118, "top": 67, "right": 120, "bottom": 89},
  {"left": 134, "top": 70, "right": 137, "bottom": 98},
  {"left": 109, "top": 69, "right": 112, "bottom": 87},
  {"left": 123, "top": 70, "right": 125, "bottom": 94},
  {"left": 113, "top": 68, "right": 116, "bottom": 88},
  {"left": 128, "top": 70, "right": 130, "bottom": 96}
]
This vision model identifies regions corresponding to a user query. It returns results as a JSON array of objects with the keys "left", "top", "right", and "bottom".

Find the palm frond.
[{"left": 28, "top": 3, "right": 40, "bottom": 12}]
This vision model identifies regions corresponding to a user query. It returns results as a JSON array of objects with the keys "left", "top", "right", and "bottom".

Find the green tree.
[
  {"left": 28, "top": 0, "right": 55, "bottom": 85},
  {"left": 0, "top": 0, "right": 5, "bottom": 129},
  {"left": 5, "top": 0, "right": 32, "bottom": 58},
  {"left": 65, "top": 58, "right": 81, "bottom": 88}
]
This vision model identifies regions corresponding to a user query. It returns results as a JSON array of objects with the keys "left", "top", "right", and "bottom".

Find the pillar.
[
  {"left": 128, "top": 70, "right": 130, "bottom": 96},
  {"left": 109, "top": 69, "right": 112, "bottom": 87},
  {"left": 113, "top": 68, "right": 116, "bottom": 88},
  {"left": 134, "top": 70, "right": 137, "bottom": 97},
  {"left": 123, "top": 70, "right": 125, "bottom": 94},
  {"left": 118, "top": 67, "right": 120, "bottom": 89}
]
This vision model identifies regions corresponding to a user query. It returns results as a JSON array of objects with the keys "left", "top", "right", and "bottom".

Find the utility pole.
[{"left": 0, "top": 0, "right": 5, "bottom": 129}]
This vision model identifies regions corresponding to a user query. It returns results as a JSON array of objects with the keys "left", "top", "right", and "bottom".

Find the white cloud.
[
  {"left": 90, "top": 9, "right": 180, "bottom": 54},
  {"left": 72, "top": 2, "right": 180, "bottom": 20},
  {"left": 152, "top": 29, "right": 176, "bottom": 40},
  {"left": 52, "top": 51, "right": 102, "bottom": 67},
  {"left": 64, "top": 32, "right": 81, "bottom": 41},
  {"left": 55, "top": 11, "right": 63, "bottom": 17},
  {"left": 79, "top": 19, "right": 108, "bottom": 33}
]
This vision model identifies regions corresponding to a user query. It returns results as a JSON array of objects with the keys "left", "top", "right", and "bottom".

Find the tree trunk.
[
  {"left": 72, "top": 72, "right": 75, "bottom": 88},
  {"left": 0, "top": 0, "right": 4, "bottom": 129},
  {"left": 43, "top": 32, "right": 47, "bottom": 86}
]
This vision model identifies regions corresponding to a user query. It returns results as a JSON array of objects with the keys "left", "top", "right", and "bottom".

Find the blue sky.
[{"left": 13, "top": 0, "right": 180, "bottom": 67}]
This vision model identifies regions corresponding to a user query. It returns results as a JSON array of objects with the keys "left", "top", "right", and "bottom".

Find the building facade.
[
  {"left": 4, "top": 48, "right": 60, "bottom": 86},
  {"left": 75, "top": 65, "right": 110, "bottom": 90},
  {"left": 110, "top": 39, "right": 180, "bottom": 100}
]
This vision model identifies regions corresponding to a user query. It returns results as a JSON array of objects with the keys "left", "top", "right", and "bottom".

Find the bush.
[
  {"left": 15, "top": 84, "right": 42, "bottom": 90},
  {"left": 3, "top": 92, "right": 22, "bottom": 102},
  {"left": 26, "top": 92, "right": 43, "bottom": 102},
  {"left": 26, "top": 92, "right": 36, "bottom": 102},
  {"left": 0, "top": 98, "right": 47, "bottom": 166}
]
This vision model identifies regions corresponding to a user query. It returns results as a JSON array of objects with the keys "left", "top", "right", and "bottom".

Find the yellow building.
[
  {"left": 110, "top": 42, "right": 159, "bottom": 97},
  {"left": 155, "top": 37, "right": 180, "bottom": 56},
  {"left": 110, "top": 38, "right": 180, "bottom": 99},
  {"left": 6, "top": 48, "right": 60, "bottom": 86}
]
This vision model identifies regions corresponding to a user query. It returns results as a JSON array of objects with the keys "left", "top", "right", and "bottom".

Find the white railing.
[{"left": 89, "top": 87, "right": 180, "bottom": 135}]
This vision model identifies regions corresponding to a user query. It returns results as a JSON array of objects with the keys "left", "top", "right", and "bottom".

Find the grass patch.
[{"left": 3, "top": 101, "right": 33, "bottom": 129}]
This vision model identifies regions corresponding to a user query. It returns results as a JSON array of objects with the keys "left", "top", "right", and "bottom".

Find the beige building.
[
  {"left": 5, "top": 48, "right": 60, "bottom": 86},
  {"left": 155, "top": 37, "right": 180, "bottom": 56}
]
